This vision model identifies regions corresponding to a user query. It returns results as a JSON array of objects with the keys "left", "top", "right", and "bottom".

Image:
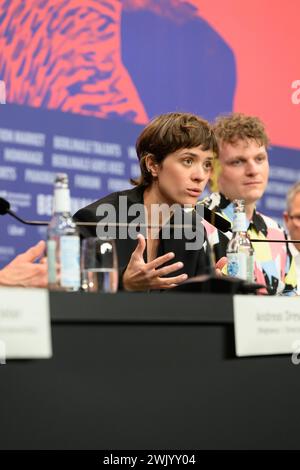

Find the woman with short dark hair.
[{"left": 74, "top": 112, "right": 217, "bottom": 291}]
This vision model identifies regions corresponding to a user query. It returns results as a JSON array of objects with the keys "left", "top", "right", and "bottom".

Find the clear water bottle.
[
  {"left": 47, "top": 173, "right": 80, "bottom": 291},
  {"left": 226, "top": 199, "right": 254, "bottom": 282}
]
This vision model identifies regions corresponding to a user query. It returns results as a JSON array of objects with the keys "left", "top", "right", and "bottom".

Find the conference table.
[{"left": 1, "top": 292, "right": 299, "bottom": 450}]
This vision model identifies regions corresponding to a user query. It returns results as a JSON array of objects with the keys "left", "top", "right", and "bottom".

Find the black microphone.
[
  {"left": 0, "top": 197, "right": 9, "bottom": 215},
  {"left": 196, "top": 202, "right": 300, "bottom": 243},
  {"left": 2, "top": 196, "right": 298, "bottom": 243},
  {"left": 196, "top": 204, "right": 232, "bottom": 233},
  {"left": 0, "top": 197, "right": 48, "bottom": 226},
  {"left": 0, "top": 196, "right": 232, "bottom": 233}
]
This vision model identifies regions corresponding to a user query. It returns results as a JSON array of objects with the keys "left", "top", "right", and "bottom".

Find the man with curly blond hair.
[{"left": 203, "top": 113, "right": 297, "bottom": 295}]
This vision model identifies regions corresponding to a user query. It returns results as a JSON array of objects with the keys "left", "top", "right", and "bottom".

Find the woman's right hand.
[{"left": 122, "top": 234, "right": 188, "bottom": 291}]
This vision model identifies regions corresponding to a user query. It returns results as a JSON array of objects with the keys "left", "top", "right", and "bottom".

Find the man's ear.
[
  {"left": 145, "top": 154, "right": 159, "bottom": 177},
  {"left": 283, "top": 211, "right": 289, "bottom": 226},
  {"left": 209, "top": 158, "right": 221, "bottom": 192}
]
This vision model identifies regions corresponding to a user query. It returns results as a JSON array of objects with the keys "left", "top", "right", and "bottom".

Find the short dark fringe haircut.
[{"left": 132, "top": 112, "right": 218, "bottom": 187}]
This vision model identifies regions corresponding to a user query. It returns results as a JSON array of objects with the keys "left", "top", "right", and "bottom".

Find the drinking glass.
[{"left": 81, "top": 237, "right": 118, "bottom": 293}]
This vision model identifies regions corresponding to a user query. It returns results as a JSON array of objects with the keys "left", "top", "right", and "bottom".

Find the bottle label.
[
  {"left": 247, "top": 254, "right": 255, "bottom": 283},
  {"left": 54, "top": 188, "right": 71, "bottom": 213},
  {"left": 232, "top": 213, "right": 248, "bottom": 232},
  {"left": 60, "top": 236, "right": 80, "bottom": 289},
  {"left": 47, "top": 240, "right": 57, "bottom": 284},
  {"left": 227, "top": 252, "right": 247, "bottom": 280}
]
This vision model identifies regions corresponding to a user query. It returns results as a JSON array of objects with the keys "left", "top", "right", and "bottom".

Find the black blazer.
[{"left": 74, "top": 186, "right": 212, "bottom": 289}]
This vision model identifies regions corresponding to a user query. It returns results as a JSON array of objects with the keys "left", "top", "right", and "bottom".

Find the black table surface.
[
  {"left": 49, "top": 292, "right": 233, "bottom": 323},
  {"left": 1, "top": 292, "right": 299, "bottom": 450}
]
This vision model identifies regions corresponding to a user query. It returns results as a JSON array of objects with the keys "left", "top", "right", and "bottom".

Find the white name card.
[
  {"left": 233, "top": 295, "right": 300, "bottom": 357},
  {"left": 0, "top": 288, "right": 52, "bottom": 360}
]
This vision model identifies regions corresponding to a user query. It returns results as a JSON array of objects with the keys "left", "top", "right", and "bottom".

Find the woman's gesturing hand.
[{"left": 123, "top": 234, "right": 188, "bottom": 291}]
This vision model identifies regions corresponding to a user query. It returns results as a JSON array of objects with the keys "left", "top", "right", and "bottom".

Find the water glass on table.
[{"left": 81, "top": 237, "right": 118, "bottom": 293}]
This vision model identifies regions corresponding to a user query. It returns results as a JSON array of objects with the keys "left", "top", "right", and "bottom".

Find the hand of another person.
[
  {"left": 123, "top": 234, "right": 188, "bottom": 291},
  {"left": 0, "top": 240, "right": 48, "bottom": 288},
  {"left": 215, "top": 256, "right": 227, "bottom": 277}
]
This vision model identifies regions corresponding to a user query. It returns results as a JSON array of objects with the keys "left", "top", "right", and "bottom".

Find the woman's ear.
[{"left": 145, "top": 154, "right": 159, "bottom": 177}]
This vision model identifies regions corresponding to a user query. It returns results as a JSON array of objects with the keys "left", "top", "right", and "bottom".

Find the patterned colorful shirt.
[{"left": 202, "top": 192, "right": 297, "bottom": 295}]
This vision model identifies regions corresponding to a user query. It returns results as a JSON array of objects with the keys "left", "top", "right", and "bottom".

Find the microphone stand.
[
  {"left": 6, "top": 209, "right": 48, "bottom": 226},
  {"left": 0, "top": 202, "right": 293, "bottom": 295},
  {"left": 6, "top": 209, "right": 300, "bottom": 244},
  {"left": 250, "top": 239, "right": 300, "bottom": 243}
]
